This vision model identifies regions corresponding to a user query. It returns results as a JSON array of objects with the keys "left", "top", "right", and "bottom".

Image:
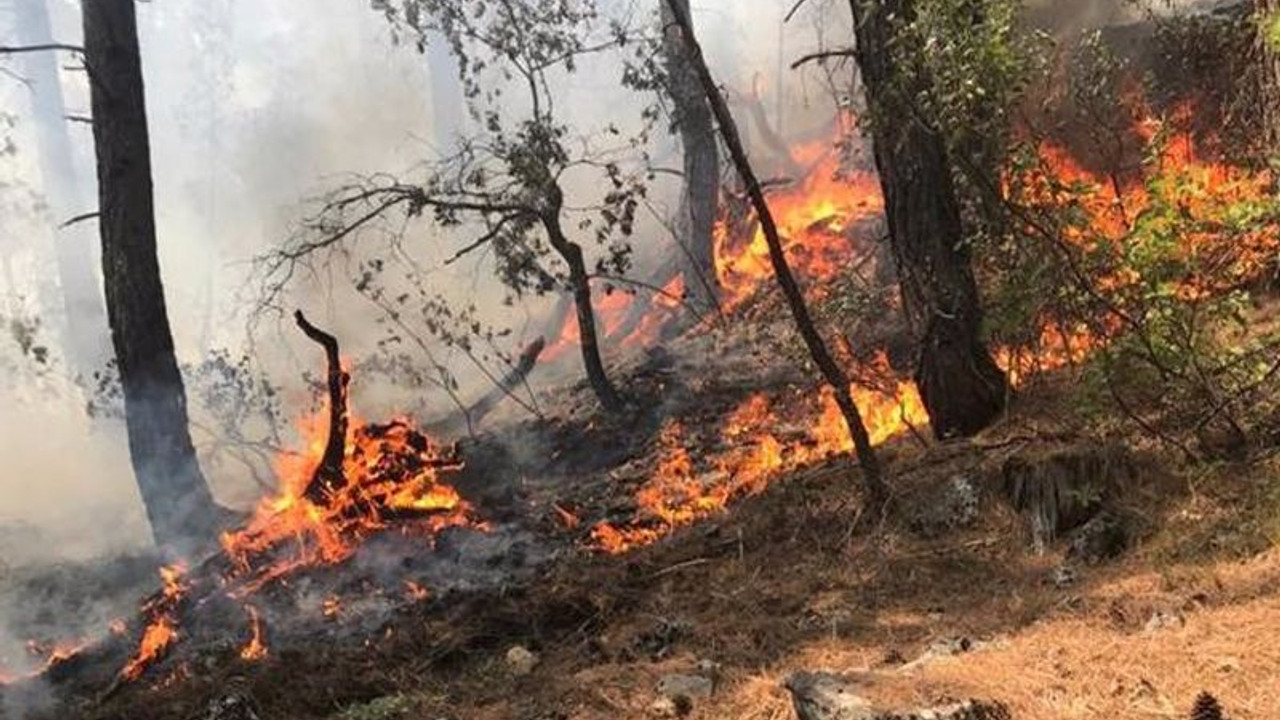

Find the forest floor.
[
  {"left": 8, "top": 296, "right": 1280, "bottom": 720},
  {"left": 54, "top": 365, "right": 1280, "bottom": 720}
]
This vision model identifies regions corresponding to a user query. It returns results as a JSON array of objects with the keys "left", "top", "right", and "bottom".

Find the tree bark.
[
  {"left": 83, "top": 0, "right": 218, "bottom": 552},
  {"left": 663, "top": 0, "right": 886, "bottom": 506},
  {"left": 15, "top": 0, "right": 111, "bottom": 379},
  {"left": 848, "top": 0, "right": 1006, "bottom": 439},
  {"left": 1259, "top": 0, "right": 1280, "bottom": 148},
  {"left": 294, "top": 311, "right": 349, "bottom": 503},
  {"left": 540, "top": 191, "right": 623, "bottom": 412},
  {"left": 660, "top": 0, "right": 720, "bottom": 312}
]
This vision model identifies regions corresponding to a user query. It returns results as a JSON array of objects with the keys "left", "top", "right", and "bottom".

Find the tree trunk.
[
  {"left": 663, "top": 0, "right": 886, "bottom": 507},
  {"left": 16, "top": 0, "right": 111, "bottom": 379},
  {"left": 660, "top": 0, "right": 720, "bottom": 312},
  {"left": 848, "top": 0, "right": 1006, "bottom": 439},
  {"left": 541, "top": 199, "right": 623, "bottom": 412},
  {"left": 83, "top": 0, "right": 218, "bottom": 552},
  {"left": 1259, "top": 0, "right": 1280, "bottom": 148}
]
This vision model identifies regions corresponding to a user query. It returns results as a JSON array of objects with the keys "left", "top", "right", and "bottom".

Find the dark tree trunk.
[
  {"left": 848, "top": 0, "right": 1006, "bottom": 439},
  {"left": 541, "top": 198, "right": 623, "bottom": 412},
  {"left": 294, "top": 311, "right": 349, "bottom": 503},
  {"left": 83, "top": 0, "right": 218, "bottom": 552},
  {"left": 663, "top": 0, "right": 886, "bottom": 507},
  {"left": 660, "top": 0, "right": 720, "bottom": 312}
]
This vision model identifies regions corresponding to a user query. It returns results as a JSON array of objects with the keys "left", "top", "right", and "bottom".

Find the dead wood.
[
  {"left": 465, "top": 337, "right": 547, "bottom": 426},
  {"left": 294, "top": 310, "right": 350, "bottom": 503}
]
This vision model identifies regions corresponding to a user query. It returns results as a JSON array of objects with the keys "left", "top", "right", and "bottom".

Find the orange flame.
[
  {"left": 592, "top": 354, "right": 929, "bottom": 554},
  {"left": 219, "top": 410, "right": 474, "bottom": 595},
  {"left": 239, "top": 606, "right": 268, "bottom": 661},
  {"left": 120, "top": 563, "right": 186, "bottom": 681}
]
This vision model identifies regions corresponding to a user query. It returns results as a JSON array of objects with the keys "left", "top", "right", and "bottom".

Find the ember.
[{"left": 239, "top": 606, "right": 268, "bottom": 661}]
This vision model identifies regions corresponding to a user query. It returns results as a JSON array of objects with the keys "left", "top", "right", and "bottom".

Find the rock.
[
  {"left": 1049, "top": 564, "right": 1078, "bottom": 589},
  {"left": 205, "top": 690, "right": 261, "bottom": 720},
  {"left": 506, "top": 645, "right": 539, "bottom": 676},
  {"left": 908, "top": 475, "right": 981, "bottom": 539},
  {"left": 1143, "top": 610, "right": 1186, "bottom": 634},
  {"left": 783, "top": 672, "right": 1013, "bottom": 720},
  {"left": 784, "top": 672, "right": 874, "bottom": 720},
  {"left": 648, "top": 696, "right": 688, "bottom": 718},
  {"left": 1066, "top": 511, "right": 1131, "bottom": 565},
  {"left": 657, "top": 673, "right": 714, "bottom": 701}
]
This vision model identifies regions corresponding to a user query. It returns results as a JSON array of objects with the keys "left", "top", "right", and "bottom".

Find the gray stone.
[
  {"left": 783, "top": 671, "right": 1013, "bottom": 720},
  {"left": 505, "top": 645, "right": 539, "bottom": 675},
  {"left": 909, "top": 475, "right": 981, "bottom": 539},
  {"left": 1067, "top": 511, "right": 1131, "bottom": 565},
  {"left": 657, "top": 673, "right": 714, "bottom": 701}
]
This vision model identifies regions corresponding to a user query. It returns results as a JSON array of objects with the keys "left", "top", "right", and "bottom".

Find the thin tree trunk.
[
  {"left": 660, "top": 0, "right": 720, "bottom": 313},
  {"left": 15, "top": 0, "right": 110, "bottom": 379},
  {"left": 663, "top": 0, "right": 886, "bottom": 506},
  {"left": 848, "top": 0, "right": 1006, "bottom": 439},
  {"left": 1259, "top": 0, "right": 1280, "bottom": 148},
  {"left": 541, "top": 200, "right": 623, "bottom": 412},
  {"left": 83, "top": 0, "right": 218, "bottom": 552},
  {"left": 294, "top": 311, "right": 349, "bottom": 503}
]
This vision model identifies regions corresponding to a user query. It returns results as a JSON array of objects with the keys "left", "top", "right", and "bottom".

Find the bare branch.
[
  {"left": 790, "top": 49, "right": 857, "bottom": 70},
  {"left": 0, "top": 43, "right": 84, "bottom": 56}
]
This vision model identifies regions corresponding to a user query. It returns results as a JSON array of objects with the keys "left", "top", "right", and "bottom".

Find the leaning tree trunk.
[
  {"left": 540, "top": 191, "right": 623, "bottom": 412},
  {"left": 663, "top": 0, "right": 886, "bottom": 506},
  {"left": 83, "top": 0, "right": 219, "bottom": 552},
  {"left": 848, "top": 0, "right": 1006, "bottom": 439},
  {"left": 1258, "top": 0, "right": 1280, "bottom": 149},
  {"left": 660, "top": 0, "right": 720, "bottom": 312}
]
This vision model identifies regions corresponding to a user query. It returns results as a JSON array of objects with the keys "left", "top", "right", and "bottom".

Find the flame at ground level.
[
  {"left": 219, "top": 411, "right": 477, "bottom": 595},
  {"left": 591, "top": 353, "right": 929, "bottom": 554}
]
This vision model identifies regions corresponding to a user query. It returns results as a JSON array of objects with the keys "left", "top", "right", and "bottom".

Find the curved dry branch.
[{"left": 294, "top": 310, "right": 349, "bottom": 504}]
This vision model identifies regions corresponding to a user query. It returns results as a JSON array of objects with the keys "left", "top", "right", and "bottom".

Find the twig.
[
  {"left": 790, "top": 49, "right": 857, "bottom": 70},
  {"left": 647, "top": 557, "right": 711, "bottom": 580}
]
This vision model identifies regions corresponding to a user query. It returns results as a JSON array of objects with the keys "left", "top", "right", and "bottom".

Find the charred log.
[
  {"left": 848, "top": 0, "right": 1007, "bottom": 440},
  {"left": 465, "top": 337, "right": 546, "bottom": 425},
  {"left": 294, "top": 310, "right": 350, "bottom": 503}
]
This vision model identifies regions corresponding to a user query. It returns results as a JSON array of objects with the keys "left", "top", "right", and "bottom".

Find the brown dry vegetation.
[{"left": 79, "top": 369, "right": 1280, "bottom": 720}]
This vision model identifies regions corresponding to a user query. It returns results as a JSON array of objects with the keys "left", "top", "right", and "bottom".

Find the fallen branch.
[
  {"left": 294, "top": 310, "right": 349, "bottom": 503},
  {"left": 466, "top": 337, "right": 547, "bottom": 425}
]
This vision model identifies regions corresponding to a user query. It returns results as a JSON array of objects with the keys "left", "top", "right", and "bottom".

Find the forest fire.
[
  {"left": 592, "top": 355, "right": 929, "bottom": 554},
  {"left": 120, "top": 564, "right": 186, "bottom": 682},
  {"left": 714, "top": 143, "right": 884, "bottom": 311},
  {"left": 239, "top": 606, "right": 268, "bottom": 661},
  {"left": 218, "top": 411, "right": 475, "bottom": 595}
]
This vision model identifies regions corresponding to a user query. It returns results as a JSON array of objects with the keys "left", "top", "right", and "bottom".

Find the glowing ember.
[
  {"left": 0, "top": 638, "right": 87, "bottom": 685},
  {"left": 323, "top": 596, "right": 341, "bottom": 620},
  {"left": 239, "top": 606, "right": 268, "bottom": 661},
  {"left": 403, "top": 580, "right": 431, "bottom": 602}
]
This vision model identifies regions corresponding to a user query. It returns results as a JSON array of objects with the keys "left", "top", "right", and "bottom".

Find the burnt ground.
[
  {"left": 4, "top": 314, "right": 1280, "bottom": 720},
  {"left": 9, "top": 369, "right": 1280, "bottom": 720}
]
